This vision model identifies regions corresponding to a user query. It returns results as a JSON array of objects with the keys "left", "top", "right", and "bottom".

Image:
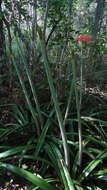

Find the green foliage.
[
  {"left": 0, "top": 0, "right": 107, "bottom": 189},
  {"left": 0, "top": 163, "right": 56, "bottom": 190}
]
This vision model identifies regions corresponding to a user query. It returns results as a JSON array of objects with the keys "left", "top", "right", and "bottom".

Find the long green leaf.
[
  {"left": 16, "top": 40, "right": 43, "bottom": 128},
  {"left": 58, "top": 159, "right": 75, "bottom": 190},
  {"left": 78, "top": 149, "right": 107, "bottom": 182},
  {"left": 38, "top": 30, "right": 69, "bottom": 167},
  {"left": 11, "top": 56, "right": 40, "bottom": 135},
  {"left": 45, "top": 143, "right": 75, "bottom": 190},
  {"left": 0, "top": 145, "right": 34, "bottom": 159},
  {"left": 0, "top": 163, "right": 56, "bottom": 190},
  {"left": 35, "top": 109, "right": 54, "bottom": 156}
]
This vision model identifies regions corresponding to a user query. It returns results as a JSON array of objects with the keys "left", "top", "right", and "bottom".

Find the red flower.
[{"left": 75, "top": 35, "right": 93, "bottom": 43}]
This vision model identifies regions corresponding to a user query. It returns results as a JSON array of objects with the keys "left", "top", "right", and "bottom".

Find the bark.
[
  {"left": 0, "top": 0, "right": 6, "bottom": 73},
  {"left": 92, "top": 0, "right": 105, "bottom": 39},
  {"left": 31, "top": 0, "right": 37, "bottom": 65}
]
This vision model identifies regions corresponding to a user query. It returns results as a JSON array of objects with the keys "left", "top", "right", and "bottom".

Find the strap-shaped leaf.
[
  {"left": 78, "top": 149, "right": 107, "bottom": 182},
  {"left": 0, "top": 163, "right": 56, "bottom": 190}
]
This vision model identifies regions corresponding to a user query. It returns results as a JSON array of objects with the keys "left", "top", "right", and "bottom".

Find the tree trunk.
[
  {"left": 0, "top": 1, "right": 5, "bottom": 57},
  {"left": 0, "top": 0, "right": 6, "bottom": 73},
  {"left": 31, "top": 0, "right": 37, "bottom": 66},
  {"left": 92, "top": 0, "right": 105, "bottom": 39}
]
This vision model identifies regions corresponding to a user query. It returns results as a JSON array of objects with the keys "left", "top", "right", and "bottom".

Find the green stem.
[
  {"left": 72, "top": 59, "right": 82, "bottom": 169},
  {"left": 63, "top": 79, "right": 74, "bottom": 126},
  {"left": 79, "top": 63, "right": 83, "bottom": 107}
]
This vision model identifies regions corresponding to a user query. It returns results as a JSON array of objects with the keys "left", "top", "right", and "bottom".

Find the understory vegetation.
[{"left": 0, "top": 0, "right": 107, "bottom": 189}]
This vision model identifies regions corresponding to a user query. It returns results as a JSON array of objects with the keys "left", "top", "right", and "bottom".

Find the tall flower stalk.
[
  {"left": 74, "top": 35, "right": 93, "bottom": 169},
  {"left": 71, "top": 57, "right": 82, "bottom": 169}
]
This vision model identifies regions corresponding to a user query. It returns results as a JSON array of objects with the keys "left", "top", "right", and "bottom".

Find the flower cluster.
[{"left": 75, "top": 35, "right": 93, "bottom": 43}]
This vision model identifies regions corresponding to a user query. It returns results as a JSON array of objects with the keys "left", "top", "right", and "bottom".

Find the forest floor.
[{"left": 0, "top": 80, "right": 107, "bottom": 189}]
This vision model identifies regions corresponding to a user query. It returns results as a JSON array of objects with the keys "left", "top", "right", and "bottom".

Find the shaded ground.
[{"left": 0, "top": 77, "right": 107, "bottom": 189}]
